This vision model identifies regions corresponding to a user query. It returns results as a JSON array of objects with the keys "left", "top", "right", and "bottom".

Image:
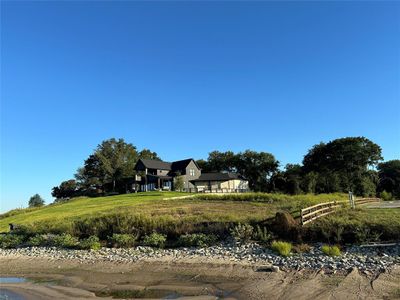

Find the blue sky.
[{"left": 1, "top": 1, "right": 399, "bottom": 212}]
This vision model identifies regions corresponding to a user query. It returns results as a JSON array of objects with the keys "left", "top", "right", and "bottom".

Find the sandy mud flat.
[{"left": 1, "top": 255, "right": 399, "bottom": 300}]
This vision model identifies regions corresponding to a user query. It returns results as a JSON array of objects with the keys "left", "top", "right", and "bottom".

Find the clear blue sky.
[{"left": 1, "top": 1, "right": 399, "bottom": 212}]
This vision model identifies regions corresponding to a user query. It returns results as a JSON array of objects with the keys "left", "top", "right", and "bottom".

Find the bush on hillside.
[
  {"left": 10, "top": 224, "right": 35, "bottom": 237},
  {"left": 320, "top": 221, "right": 345, "bottom": 244},
  {"left": 178, "top": 233, "right": 217, "bottom": 248},
  {"left": 380, "top": 190, "right": 393, "bottom": 201},
  {"left": 28, "top": 234, "right": 56, "bottom": 247},
  {"left": 109, "top": 233, "right": 138, "bottom": 248},
  {"left": 142, "top": 233, "right": 167, "bottom": 248},
  {"left": 28, "top": 194, "right": 45, "bottom": 208},
  {"left": 230, "top": 223, "right": 254, "bottom": 244},
  {"left": 53, "top": 233, "right": 79, "bottom": 248},
  {"left": 72, "top": 213, "right": 163, "bottom": 239},
  {"left": 79, "top": 236, "right": 101, "bottom": 250},
  {"left": 271, "top": 241, "right": 292, "bottom": 257},
  {"left": 252, "top": 225, "right": 273, "bottom": 245},
  {"left": 0, "top": 234, "right": 25, "bottom": 249}
]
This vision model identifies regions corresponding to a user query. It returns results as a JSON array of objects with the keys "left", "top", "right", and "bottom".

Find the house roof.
[
  {"left": 171, "top": 158, "right": 200, "bottom": 171},
  {"left": 135, "top": 158, "right": 200, "bottom": 172},
  {"left": 137, "top": 159, "right": 172, "bottom": 170},
  {"left": 190, "top": 172, "right": 241, "bottom": 182}
]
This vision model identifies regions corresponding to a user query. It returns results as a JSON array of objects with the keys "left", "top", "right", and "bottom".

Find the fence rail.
[
  {"left": 354, "top": 197, "right": 381, "bottom": 205},
  {"left": 300, "top": 197, "right": 381, "bottom": 225},
  {"left": 300, "top": 201, "right": 343, "bottom": 225}
]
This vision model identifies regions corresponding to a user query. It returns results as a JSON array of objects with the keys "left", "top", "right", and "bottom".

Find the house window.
[{"left": 189, "top": 169, "right": 195, "bottom": 176}]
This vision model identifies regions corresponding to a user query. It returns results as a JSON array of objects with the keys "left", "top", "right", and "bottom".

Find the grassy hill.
[
  {"left": 0, "top": 192, "right": 347, "bottom": 233},
  {"left": 1, "top": 192, "right": 399, "bottom": 243}
]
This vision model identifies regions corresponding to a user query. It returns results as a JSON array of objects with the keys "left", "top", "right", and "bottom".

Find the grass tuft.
[
  {"left": 321, "top": 245, "right": 341, "bottom": 256},
  {"left": 271, "top": 241, "right": 292, "bottom": 257}
]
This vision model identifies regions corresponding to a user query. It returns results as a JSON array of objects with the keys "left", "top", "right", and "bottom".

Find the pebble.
[{"left": 0, "top": 242, "right": 399, "bottom": 274}]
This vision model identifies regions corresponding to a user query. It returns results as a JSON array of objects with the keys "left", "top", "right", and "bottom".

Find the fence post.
[
  {"left": 349, "top": 191, "right": 355, "bottom": 209},
  {"left": 300, "top": 209, "right": 303, "bottom": 225}
]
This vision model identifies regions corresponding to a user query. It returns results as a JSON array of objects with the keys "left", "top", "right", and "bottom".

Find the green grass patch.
[
  {"left": 271, "top": 241, "right": 292, "bottom": 256},
  {"left": 321, "top": 245, "right": 341, "bottom": 256},
  {"left": 309, "top": 208, "right": 400, "bottom": 243}
]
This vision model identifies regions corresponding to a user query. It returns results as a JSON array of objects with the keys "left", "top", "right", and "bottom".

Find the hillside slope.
[{"left": 0, "top": 192, "right": 348, "bottom": 233}]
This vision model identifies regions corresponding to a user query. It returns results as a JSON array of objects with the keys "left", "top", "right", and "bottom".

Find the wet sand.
[{"left": 0, "top": 256, "right": 399, "bottom": 299}]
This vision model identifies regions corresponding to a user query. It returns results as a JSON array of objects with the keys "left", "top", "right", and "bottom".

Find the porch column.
[{"left": 145, "top": 168, "right": 148, "bottom": 191}]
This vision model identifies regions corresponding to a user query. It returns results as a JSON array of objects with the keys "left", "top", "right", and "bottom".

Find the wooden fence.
[
  {"left": 300, "top": 201, "right": 343, "bottom": 225},
  {"left": 300, "top": 197, "right": 381, "bottom": 225},
  {"left": 354, "top": 197, "right": 381, "bottom": 205}
]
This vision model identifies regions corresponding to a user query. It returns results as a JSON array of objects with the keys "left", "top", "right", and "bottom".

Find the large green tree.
[
  {"left": 52, "top": 179, "right": 78, "bottom": 200},
  {"left": 235, "top": 150, "right": 279, "bottom": 192},
  {"left": 75, "top": 154, "right": 104, "bottom": 194},
  {"left": 303, "top": 137, "right": 382, "bottom": 192},
  {"left": 206, "top": 151, "right": 237, "bottom": 172},
  {"left": 377, "top": 160, "right": 400, "bottom": 198},
  {"left": 200, "top": 150, "right": 279, "bottom": 191},
  {"left": 283, "top": 164, "right": 303, "bottom": 195},
  {"left": 94, "top": 138, "right": 138, "bottom": 191},
  {"left": 138, "top": 149, "right": 161, "bottom": 160},
  {"left": 29, "top": 194, "right": 45, "bottom": 207}
]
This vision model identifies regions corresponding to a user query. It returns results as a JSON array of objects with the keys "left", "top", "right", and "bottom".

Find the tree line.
[{"left": 50, "top": 136, "right": 400, "bottom": 202}]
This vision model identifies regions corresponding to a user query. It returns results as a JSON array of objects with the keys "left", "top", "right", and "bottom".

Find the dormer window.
[{"left": 189, "top": 169, "right": 195, "bottom": 176}]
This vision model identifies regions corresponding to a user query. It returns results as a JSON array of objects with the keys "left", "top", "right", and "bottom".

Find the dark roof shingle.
[
  {"left": 137, "top": 159, "right": 172, "bottom": 170},
  {"left": 171, "top": 158, "right": 197, "bottom": 171}
]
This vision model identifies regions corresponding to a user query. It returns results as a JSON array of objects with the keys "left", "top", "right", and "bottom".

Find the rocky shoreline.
[{"left": 1, "top": 242, "right": 399, "bottom": 275}]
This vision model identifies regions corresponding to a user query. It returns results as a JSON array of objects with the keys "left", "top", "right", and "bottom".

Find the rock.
[{"left": 271, "top": 266, "right": 280, "bottom": 272}]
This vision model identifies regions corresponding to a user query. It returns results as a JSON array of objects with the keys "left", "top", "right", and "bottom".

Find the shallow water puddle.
[
  {"left": 0, "top": 289, "right": 27, "bottom": 300},
  {"left": 0, "top": 278, "right": 28, "bottom": 300},
  {"left": 0, "top": 278, "right": 27, "bottom": 284}
]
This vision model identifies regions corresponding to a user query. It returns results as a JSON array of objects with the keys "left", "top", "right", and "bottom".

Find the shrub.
[
  {"left": 320, "top": 222, "right": 345, "bottom": 244},
  {"left": 53, "top": 233, "right": 79, "bottom": 248},
  {"left": 79, "top": 236, "right": 101, "bottom": 250},
  {"left": 28, "top": 194, "right": 45, "bottom": 208},
  {"left": 0, "top": 234, "right": 25, "bottom": 248},
  {"left": 321, "top": 245, "right": 341, "bottom": 257},
  {"left": 28, "top": 234, "right": 53, "bottom": 247},
  {"left": 252, "top": 225, "right": 273, "bottom": 244},
  {"left": 178, "top": 233, "right": 217, "bottom": 248},
  {"left": 10, "top": 225, "right": 35, "bottom": 237},
  {"left": 109, "top": 233, "right": 137, "bottom": 248},
  {"left": 230, "top": 223, "right": 253, "bottom": 244},
  {"left": 380, "top": 190, "right": 393, "bottom": 201},
  {"left": 142, "top": 232, "right": 167, "bottom": 248},
  {"left": 271, "top": 241, "right": 292, "bottom": 257}
]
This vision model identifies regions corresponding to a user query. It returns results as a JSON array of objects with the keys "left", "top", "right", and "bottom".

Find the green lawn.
[{"left": 0, "top": 192, "right": 183, "bottom": 231}]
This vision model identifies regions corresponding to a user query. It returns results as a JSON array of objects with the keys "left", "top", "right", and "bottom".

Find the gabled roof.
[
  {"left": 190, "top": 172, "right": 241, "bottom": 182},
  {"left": 171, "top": 158, "right": 200, "bottom": 171},
  {"left": 136, "top": 158, "right": 172, "bottom": 170}
]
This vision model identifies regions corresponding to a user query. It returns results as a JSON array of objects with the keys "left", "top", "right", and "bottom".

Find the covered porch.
[{"left": 140, "top": 174, "right": 173, "bottom": 191}]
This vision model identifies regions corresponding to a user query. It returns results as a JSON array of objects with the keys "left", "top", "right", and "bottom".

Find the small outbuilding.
[{"left": 190, "top": 172, "right": 249, "bottom": 193}]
